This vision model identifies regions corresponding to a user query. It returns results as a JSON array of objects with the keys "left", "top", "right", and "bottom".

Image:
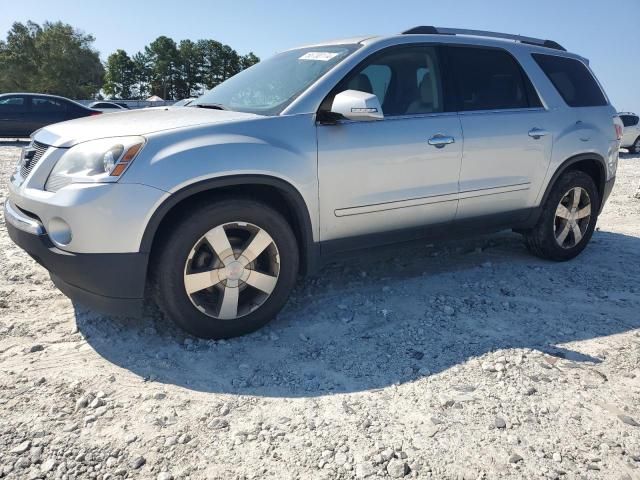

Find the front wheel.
[
  {"left": 151, "top": 198, "right": 299, "bottom": 339},
  {"left": 630, "top": 137, "right": 640, "bottom": 154},
  {"left": 523, "top": 170, "right": 600, "bottom": 261}
]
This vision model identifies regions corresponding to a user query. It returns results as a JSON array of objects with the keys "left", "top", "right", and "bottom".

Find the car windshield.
[{"left": 191, "top": 44, "right": 360, "bottom": 115}]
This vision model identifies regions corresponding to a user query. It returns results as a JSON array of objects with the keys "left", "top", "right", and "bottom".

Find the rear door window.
[
  {"left": 620, "top": 115, "right": 639, "bottom": 127},
  {"left": 447, "top": 46, "right": 539, "bottom": 111},
  {"left": 532, "top": 54, "right": 607, "bottom": 107},
  {"left": 32, "top": 97, "right": 67, "bottom": 112}
]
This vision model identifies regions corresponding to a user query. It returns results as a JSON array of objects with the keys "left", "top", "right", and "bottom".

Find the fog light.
[{"left": 48, "top": 218, "right": 72, "bottom": 246}]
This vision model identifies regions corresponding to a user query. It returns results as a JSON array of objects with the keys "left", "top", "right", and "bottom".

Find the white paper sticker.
[{"left": 299, "top": 52, "right": 339, "bottom": 61}]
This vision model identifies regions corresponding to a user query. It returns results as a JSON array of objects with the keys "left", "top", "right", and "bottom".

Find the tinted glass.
[
  {"left": 335, "top": 45, "right": 446, "bottom": 116},
  {"left": 0, "top": 96, "right": 28, "bottom": 113},
  {"left": 358, "top": 64, "right": 392, "bottom": 105},
  {"left": 620, "top": 115, "right": 639, "bottom": 127},
  {"left": 33, "top": 97, "right": 67, "bottom": 112},
  {"left": 193, "top": 44, "right": 360, "bottom": 115},
  {"left": 533, "top": 54, "right": 607, "bottom": 107},
  {"left": 448, "top": 46, "right": 533, "bottom": 111}
]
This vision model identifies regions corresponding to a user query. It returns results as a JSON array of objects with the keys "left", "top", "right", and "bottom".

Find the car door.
[
  {"left": 447, "top": 45, "right": 553, "bottom": 221},
  {"left": 317, "top": 44, "right": 462, "bottom": 249},
  {"left": 31, "top": 96, "right": 68, "bottom": 131},
  {"left": 0, "top": 95, "right": 30, "bottom": 137}
]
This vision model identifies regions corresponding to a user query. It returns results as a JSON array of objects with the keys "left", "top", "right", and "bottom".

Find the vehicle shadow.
[{"left": 76, "top": 229, "right": 640, "bottom": 398}]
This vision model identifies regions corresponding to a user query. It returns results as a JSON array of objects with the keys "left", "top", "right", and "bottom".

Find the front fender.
[
  {"left": 123, "top": 115, "right": 317, "bottom": 194},
  {"left": 122, "top": 114, "right": 320, "bottom": 253}
]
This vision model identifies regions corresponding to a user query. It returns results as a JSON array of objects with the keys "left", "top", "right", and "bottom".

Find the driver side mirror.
[{"left": 330, "top": 90, "right": 384, "bottom": 122}]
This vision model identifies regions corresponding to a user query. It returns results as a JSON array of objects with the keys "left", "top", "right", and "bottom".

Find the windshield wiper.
[{"left": 191, "top": 103, "right": 228, "bottom": 111}]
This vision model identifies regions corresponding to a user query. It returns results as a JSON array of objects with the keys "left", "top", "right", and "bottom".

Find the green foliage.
[
  {"left": 0, "top": 21, "right": 104, "bottom": 98},
  {"left": 144, "top": 36, "right": 180, "bottom": 99},
  {"left": 103, "top": 49, "right": 136, "bottom": 99},
  {"left": 117, "top": 37, "right": 260, "bottom": 100},
  {"left": 0, "top": 21, "right": 260, "bottom": 100}
]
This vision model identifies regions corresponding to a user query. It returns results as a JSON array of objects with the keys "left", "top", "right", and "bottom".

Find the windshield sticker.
[{"left": 299, "top": 52, "right": 340, "bottom": 61}]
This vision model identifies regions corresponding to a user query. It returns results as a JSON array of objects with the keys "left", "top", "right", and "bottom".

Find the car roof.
[
  {"left": 0, "top": 92, "right": 91, "bottom": 108},
  {"left": 618, "top": 112, "right": 638, "bottom": 116},
  {"left": 1, "top": 92, "right": 73, "bottom": 101},
  {"left": 291, "top": 29, "right": 584, "bottom": 61}
]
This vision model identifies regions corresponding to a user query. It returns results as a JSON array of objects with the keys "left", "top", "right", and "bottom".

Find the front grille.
[{"left": 20, "top": 141, "right": 49, "bottom": 179}]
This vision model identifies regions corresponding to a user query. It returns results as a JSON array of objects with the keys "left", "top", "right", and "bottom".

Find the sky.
[{"left": 1, "top": 0, "right": 638, "bottom": 112}]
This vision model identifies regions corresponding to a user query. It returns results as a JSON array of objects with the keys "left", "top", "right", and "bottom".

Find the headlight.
[{"left": 45, "top": 136, "right": 145, "bottom": 192}]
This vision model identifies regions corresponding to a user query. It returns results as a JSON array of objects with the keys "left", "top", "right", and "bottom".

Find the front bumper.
[{"left": 5, "top": 199, "right": 147, "bottom": 315}]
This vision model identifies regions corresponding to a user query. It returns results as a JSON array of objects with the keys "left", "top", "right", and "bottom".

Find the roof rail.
[{"left": 401, "top": 26, "right": 566, "bottom": 52}]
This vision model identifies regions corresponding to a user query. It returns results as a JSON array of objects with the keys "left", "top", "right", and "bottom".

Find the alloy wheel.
[
  {"left": 553, "top": 187, "right": 592, "bottom": 249},
  {"left": 183, "top": 222, "right": 280, "bottom": 320}
]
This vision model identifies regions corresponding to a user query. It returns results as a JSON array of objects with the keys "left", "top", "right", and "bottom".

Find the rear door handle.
[
  {"left": 428, "top": 134, "right": 455, "bottom": 148},
  {"left": 528, "top": 128, "right": 549, "bottom": 139}
]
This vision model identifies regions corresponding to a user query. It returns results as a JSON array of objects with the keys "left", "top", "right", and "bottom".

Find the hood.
[{"left": 34, "top": 107, "right": 259, "bottom": 148}]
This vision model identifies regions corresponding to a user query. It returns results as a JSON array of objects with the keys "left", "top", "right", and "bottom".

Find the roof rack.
[{"left": 401, "top": 26, "right": 566, "bottom": 52}]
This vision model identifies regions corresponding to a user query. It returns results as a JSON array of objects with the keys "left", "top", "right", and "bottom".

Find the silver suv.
[{"left": 5, "top": 27, "right": 622, "bottom": 339}]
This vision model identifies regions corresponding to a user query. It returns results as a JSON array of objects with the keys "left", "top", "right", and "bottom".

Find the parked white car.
[
  {"left": 88, "top": 101, "right": 128, "bottom": 113},
  {"left": 619, "top": 112, "right": 640, "bottom": 153}
]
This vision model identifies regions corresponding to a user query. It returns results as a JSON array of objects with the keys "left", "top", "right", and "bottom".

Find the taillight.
[
  {"left": 613, "top": 116, "right": 624, "bottom": 141},
  {"left": 90, "top": 111, "right": 102, "bottom": 116}
]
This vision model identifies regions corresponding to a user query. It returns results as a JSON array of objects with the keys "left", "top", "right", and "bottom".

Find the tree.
[
  {"left": 240, "top": 52, "right": 260, "bottom": 70},
  {"left": 103, "top": 49, "right": 136, "bottom": 99},
  {"left": 196, "top": 40, "right": 258, "bottom": 92},
  {"left": 132, "top": 52, "right": 152, "bottom": 99},
  {"left": 144, "top": 36, "right": 180, "bottom": 100},
  {"left": 176, "top": 39, "right": 203, "bottom": 99},
  {"left": 219, "top": 44, "right": 241, "bottom": 81},
  {"left": 0, "top": 21, "right": 104, "bottom": 98},
  {"left": 198, "top": 39, "right": 225, "bottom": 89}
]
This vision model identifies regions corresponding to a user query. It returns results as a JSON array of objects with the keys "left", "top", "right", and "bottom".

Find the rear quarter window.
[{"left": 532, "top": 54, "right": 607, "bottom": 107}]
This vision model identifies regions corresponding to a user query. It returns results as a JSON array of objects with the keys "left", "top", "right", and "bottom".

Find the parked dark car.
[{"left": 0, "top": 93, "right": 101, "bottom": 138}]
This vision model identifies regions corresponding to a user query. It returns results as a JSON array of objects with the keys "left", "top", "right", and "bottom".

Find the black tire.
[
  {"left": 151, "top": 198, "right": 299, "bottom": 339},
  {"left": 523, "top": 170, "right": 600, "bottom": 261},
  {"left": 631, "top": 137, "right": 640, "bottom": 154}
]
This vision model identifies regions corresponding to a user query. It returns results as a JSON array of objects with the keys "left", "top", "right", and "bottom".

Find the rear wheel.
[
  {"left": 523, "top": 170, "right": 599, "bottom": 261},
  {"left": 152, "top": 198, "right": 299, "bottom": 339}
]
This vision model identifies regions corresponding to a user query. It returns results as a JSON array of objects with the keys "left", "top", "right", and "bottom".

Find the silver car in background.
[{"left": 5, "top": 26, "right": 622, "bottom": 339}]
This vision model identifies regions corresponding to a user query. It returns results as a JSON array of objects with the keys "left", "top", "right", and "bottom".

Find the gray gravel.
[{"left": 0, "top": 142, "right": 639, "bottom": 479}]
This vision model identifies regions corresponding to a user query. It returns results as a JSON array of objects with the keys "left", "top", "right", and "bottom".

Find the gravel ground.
[{"left": 0, "top": 143, "right": 639, "bottom": 480}]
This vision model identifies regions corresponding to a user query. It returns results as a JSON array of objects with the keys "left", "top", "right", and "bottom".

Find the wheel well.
[
  {"left": 147, "top": 183, "right": 315, "bottom": 277},
  {"left": 563, "top": 158, "right": 605, "bottom": 202}
]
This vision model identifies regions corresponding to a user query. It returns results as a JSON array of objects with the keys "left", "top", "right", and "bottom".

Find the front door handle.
[
  {"left": 528, "top": 128, "right": 549, "bottom": 139},
  {"left": 428, "top": 134, "right": 455, "bottom": 148}
]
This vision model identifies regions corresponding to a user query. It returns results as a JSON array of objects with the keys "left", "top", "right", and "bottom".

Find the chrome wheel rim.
[
  {"left": 184, "top": 222, "right": 280, "bottom": 320},
  {"left": 554, "top": 187, "right": 592, "bottom": 249}
]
